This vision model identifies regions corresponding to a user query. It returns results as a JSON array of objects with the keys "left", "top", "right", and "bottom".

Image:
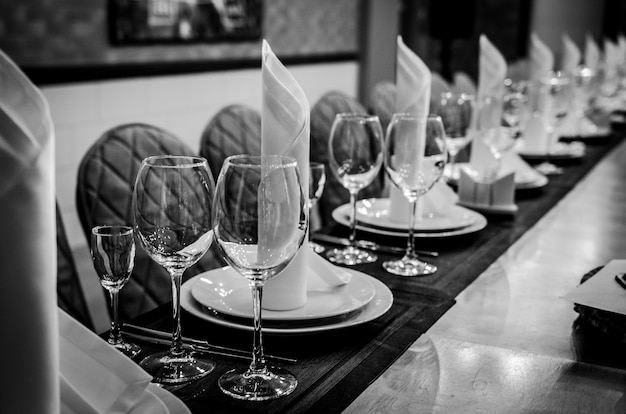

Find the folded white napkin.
[
  {"left": 477, "top": 35, "right": 507, "bottom": 131},
  {"left": 529, "top": 33, "right": 554, "bottom": 82},
  {"left": 389, "top": 37, "right": 457, "bottom": 222},
  {"left": 0, "top": 50, "right": 59, "bottom": 413},
  {"left": 59, "top": 309, "right": 154, "bottom": 414},
  {"left": 584, "top": 33, "right": 600, "bottom": 70},
  {"left": 562, "top": 260, "right": 626, "bottom": 316},
  {"left": 431, "top": 72, "right": 451, "bottom": 103},
  {"left": 260, "top": 40, "right": 317, "bottom": 311},
  {"left": 560, "top": 34, "right": 581, "bottom": 74}
]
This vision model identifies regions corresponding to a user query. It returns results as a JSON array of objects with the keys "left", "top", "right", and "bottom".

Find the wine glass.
[
  {"left": 132, "top": 155, "right": 215, "bottom": 384},
  {"left": 326, "top": 113, "right": 384, "bottom": 265},
  {"left": 502, "top": 79, "right": 530, "bottom": 137},
  {"left": 382, "top": 113, "right": 447, "bottom": 276},
  {"left": 536, "top": 73, "right": 572, "bottom": 175},
  {"left": 433, "top": 92, "right": 475, "bottom": 181},
  {"left": 213, "top": 155, "right": 307, "bottom": 401},
  {"left": 571, "top": 66, "right": 599, "bottom": 135},
  {"left": 91, "top": 225, "right": 141, "bottom": 358},
  {"left": 308, "top": 162, "right": 326, "bottom": 253}
]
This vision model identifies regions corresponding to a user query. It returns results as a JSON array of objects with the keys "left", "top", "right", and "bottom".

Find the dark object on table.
[
  {"left": 310, "top": 91, "right": 384, "bottom": 227},
  {"left": 199, "top": 104, "right": 261, "bottom": 180},
  {"left": 75, "top": 123, "right": 224, "bottom": 321}
]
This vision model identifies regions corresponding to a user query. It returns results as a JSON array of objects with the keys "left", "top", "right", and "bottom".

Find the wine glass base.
[
  {"left": 139, "top": 351, "right": 215, "bottom": 384},
  {"left": 327, "top": 246, "right": 377, "bottom": 265},
  {"left": 112, "top": 340, "right": 142, "bottom": 359},
  {"left": 219, "top": 366, "right": 297, "bottom": 401},
  {"left": 383, "top": 257, "right": 437, "bottom": 276},
  {"left": 535, "top": 162, "right": 563, "bottom": 175},
  {"left": 309, "top": 241, "right": 326, "bottom": 254}
]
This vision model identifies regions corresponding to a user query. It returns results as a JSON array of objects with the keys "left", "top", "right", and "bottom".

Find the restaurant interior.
[{"left": 1, "top": 0, "right": 626, "bottom": 412}]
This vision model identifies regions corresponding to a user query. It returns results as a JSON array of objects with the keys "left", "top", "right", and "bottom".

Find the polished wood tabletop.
[{"left": 345, "top": 139, "right": 626, "bottom": 413}]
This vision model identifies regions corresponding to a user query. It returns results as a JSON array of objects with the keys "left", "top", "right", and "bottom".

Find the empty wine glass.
[
  {"left": 133, "top": 155, "right": 215, "bottom": 384},
  {"left": 308, "top": 162, "right": 326, "bottom": 253},
  {"left": 327, "top": 113, "right": 384, "bottom": 265},
  {"left": 91, "top": 225, "right": 141, "bottom": 358},
  {"left": 536, "top": 73, "right": 572, "bottom": 175},
  {"left": 383, "top": 114, "right": 447, "bottom": 276},
  {"left": 503, "top": 79, "right": 530, "bottom": 137},
  {"left": 213, "top": 155, "right": 307, "bottom": 401},
  {"left": 433, "top": 92, "right": 475, "bottom": 181}
]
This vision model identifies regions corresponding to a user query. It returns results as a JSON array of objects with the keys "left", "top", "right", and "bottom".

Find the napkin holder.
[{"left": 457, "top": 168, "right": 517, "bottom": 214}]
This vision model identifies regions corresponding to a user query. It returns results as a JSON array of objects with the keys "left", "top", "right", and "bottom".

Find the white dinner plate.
[
  {"left": 348, "top": 198, "right": 478, "bottom": 232},
  {"left": 191, "top": 266, "right": 375, "bottom": 321},
  {"left": 517, "top": 141, "right": 586, "bottom": 160},
  {"left": 449, "top": 163, "right": 548, "bottom": 190},
  {"left": 181, "top": 272, "right": 393, "bottom": 334}
]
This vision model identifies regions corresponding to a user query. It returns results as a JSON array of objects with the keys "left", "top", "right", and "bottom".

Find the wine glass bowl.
[
  {"left": 133, "top": 155, "right": 215, "bottom": 384},
  {"left": 326, "top": 113, "right": 384, "bottom": 265},
  {"left": 90, "top": 225, "right": 141, "bottom": 358},
  {"left": 382, "top": 114, "right": 447, "bottom": 276},
  {"left": 213, "top": 154, "right": 307, "bottom": 401}
]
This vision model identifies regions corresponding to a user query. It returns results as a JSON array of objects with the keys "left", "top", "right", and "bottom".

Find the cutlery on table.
[
  {"left": 310, "top": 233, "right": 438, "bottom": 257},
  {"left": 122, "top": 324, "right": 297, "bottom": 364}
]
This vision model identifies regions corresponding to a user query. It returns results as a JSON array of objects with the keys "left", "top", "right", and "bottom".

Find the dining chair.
[
  {"left": 310, "top": 91, "right": 385, "bottom": 227},
  {"left": 56, "top": 202, "right": 94, "bottom": 331},
  {"left": 76, "top": 123, "right": 224, "bottom": 321},
  {"left": 199, "top": 104, "right": 261, "bottom": 180},
  {"left": 368, "top": 81, "right": 396, "bottom": 133}
]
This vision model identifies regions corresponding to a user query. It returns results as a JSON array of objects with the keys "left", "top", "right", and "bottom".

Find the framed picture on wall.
[{"left": 109, "top": 0, "right": 263, "bottom": 44}]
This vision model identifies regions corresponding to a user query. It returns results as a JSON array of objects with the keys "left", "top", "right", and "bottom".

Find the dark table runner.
[{"left": 129, "top": 131, "right": 624, "bottom": 413}]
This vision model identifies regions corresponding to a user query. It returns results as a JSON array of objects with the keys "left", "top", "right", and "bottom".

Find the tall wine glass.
[
  {"left": 433, "top": 92, "right": 475, "bottom": 181},
  {"left": 327, "top": 113, "right": 383, "bottom": 265},
  {"left": 213, "top": 155, "right": 307, "bottom": 401},
  {"left": 308, "top": 162, "right": 326, "bottom": 253},
  {"left": 536, "top": 73, "right": 572, "bottom": 175},
  {"left": 383, "top": 114, "right": 447, "bottom": 276},
  {"left": 91, "top": 225, "right": 141, "bottom": 358},
  {"left": 133, "top": 155, "right": 215, "bottom": 384}
]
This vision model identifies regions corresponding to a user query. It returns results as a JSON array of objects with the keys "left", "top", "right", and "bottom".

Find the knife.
[
  {"left": 122, "top": 324, "right": 296, "bottom": 364},
  {"left": 310, "top": 233, "right": 438, "bottom": 257}
]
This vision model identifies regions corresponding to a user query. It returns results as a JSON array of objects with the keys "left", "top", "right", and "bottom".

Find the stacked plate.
[
  {"left": 181, "top": 266, "right": 393, "bottom": 334},
  {"left": 331, "top": 198, "right": 488, "bottom": 238},
  {"left": 516, "top": 140, "right": 586, "bottom": 161},
  {"left": 448, "top": 162, "right": 548, "bottom": 190}
]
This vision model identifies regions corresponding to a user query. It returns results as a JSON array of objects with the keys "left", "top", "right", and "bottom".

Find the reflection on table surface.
[{"left": 346, "top": 140, "right": 626, "bottom": 412}]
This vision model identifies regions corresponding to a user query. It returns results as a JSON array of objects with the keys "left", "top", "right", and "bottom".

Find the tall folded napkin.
[
  {"left": 260, "top": 40, "right": 312, "bottom": 311},
  {"left": 0, "top": 50, "right": 59, "bottom": 413},
  {"left": 529, "top": 33, "right": 554, "bottom": 82},
  {"left": 560, "top": 34, "right": 581, "bottom": 74},
  {"left": 59, "top": 309, "right": 154, "bottom": 414},
  {"left": 453, "top": 71, "right": 477, "bottom": 96},
  {"left": 477, "top": 34, "right": 507, "bottom": 131},
  {"left": 584, "top": 33, "right": 600, "bottom": 70}
]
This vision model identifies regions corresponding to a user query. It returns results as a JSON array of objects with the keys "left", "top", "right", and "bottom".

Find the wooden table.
[
  {"left": 132, "top": 133, "right": 626, "bottom": 413},
  {"left": 345, "top": 139, "right": 626, "bottom": 413}
]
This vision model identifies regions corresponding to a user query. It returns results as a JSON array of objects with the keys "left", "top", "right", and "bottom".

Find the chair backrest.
[
  {"left": 310, "top": 91, "right": 384, "bottom": 227},
  {"left": 199, "top": 104, "right": 261, "bottom": 180},
  {"left": 56, "top": 202, "right": 94, "bottom": 330},
  {"left": 76, "top": 123, "right": 223, "bottom": 321},
  {"left": 368, "top": 81, "right": 397, "bottom": 133}
]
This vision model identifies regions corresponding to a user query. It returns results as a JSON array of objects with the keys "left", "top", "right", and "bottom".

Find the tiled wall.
[
  {"left": 0, "top": 0, "right": 358, "bottom": 66},
  {"left": 45, "top": 61, "right": 359, "bottom": 250}
]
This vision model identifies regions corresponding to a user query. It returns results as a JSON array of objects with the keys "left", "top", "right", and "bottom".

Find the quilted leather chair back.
[
  {"left": 56, "top": 202, "right": 93, "bottom": 330},
  {"left": 310, "top": 91, "right": 384, "bottom": 227},
  {"left": 199, "top": 104, "right": 261, "bottom": 181},
  {"left": 368, "top": 81, "right": 396, "bottom": 133},
  {"left": 76, "top": 123, "right": 223, "bottom": 321}
]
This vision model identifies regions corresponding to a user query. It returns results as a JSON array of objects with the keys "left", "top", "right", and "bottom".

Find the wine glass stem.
[
  {"left": 249, "top": 281, "right": 267, "bottom": 373},
  {"left": 108, "top": 289, "right": 122, "bottom": 345},
  {"left": 169, "top": 268, "right": 185, "bottom": 356},
  {"left": 405, "top": 199, "right": 419, "bottom": 260},
  {"left": 348, "top": 190, "right": 358, "bottom": 248}
]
